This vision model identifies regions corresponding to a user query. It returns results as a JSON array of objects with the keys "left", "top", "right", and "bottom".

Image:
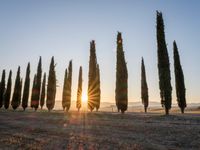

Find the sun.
[{"left": 82, "top": 93, "right": 88, "bottom": 104}]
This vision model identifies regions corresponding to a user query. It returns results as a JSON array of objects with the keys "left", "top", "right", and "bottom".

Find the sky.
[{"left": 0, "top": 0, "right": 199, "bottom": 105}]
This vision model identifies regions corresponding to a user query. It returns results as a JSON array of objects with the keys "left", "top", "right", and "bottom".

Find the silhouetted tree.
[
  {"left": 4, "top": 70, "right": 12, "bottom": 109},
  {"left": 95, "top": 64, "right": 101, "bottom": 111},
  {"left": 173, "top": 41, "right": 186, "bottom": 113},
  {"left": 40, "top": 73, "right": 46, "bottom": 109},
  {"left": 31, "top": 74, "right": 37, "bottom": 109},
  {"left": 22, "top": 63, "right": 30, "bottom": 111},
  {"left": 65, "top": 60, "right": 72, "bottom": 111},
  {"left": 19, "top": 79, "right": 23, "bottom": 106},
  {"left": 156, "top": 11, "right": 172, "bottom": 115},
  {"left": 88, "top": 40, "right": 97, "bottom": 112},
  {"left": 46, "top": 57, "right": 56, "bottom": 111},
  {"left": 76, "top": 66, "right": 82, "bottom": 111},
  {"left": 11, "top": 67, "right": 21, "bottom": 110},
  {"left": 0, "top": 70, "right": 6, "bottom": 108},
  {"left": 33, "top": 56, "right": 42, "bottom": 110},
  {"left": 62, "top": 68, "right": 68, "bottom": 110},
  {"left": 115, "top": 32, "right": 128, "bottom": 113},
  {"left": 141, "top": 58, "right": 149, "bottom": 113}
]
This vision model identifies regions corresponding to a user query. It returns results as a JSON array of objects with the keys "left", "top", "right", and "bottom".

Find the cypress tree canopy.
[
  {"left": 46, "top": 57, "right": 56, "bottom": 111},
  {"left": 156, "top": 11, "right": 172, "bottom": 115},
  {"left": 62, "top": 68, "right": 68, "bottom": 110},
  {"left": 4, "top": 70, "right": 12, "bottom": 109},
  {"left": 40, "top": 73, "right": 46, "bottom": 109},
  {"left": 141, "top": 58, "right": 149, "bottom": 113},
  {"left": 173, "top": 41, "right": 186, "bottom": 113},
  {"left": 115, "top": 32, "right": 128, "bottom": 113},
  {"left": 76, "top": 66, "right": 82, "bottom": 111},
  {"left": 65, "top": 60, "right": 72, "bottom": 111},
  {"left": 22, "top": 63, "right": 30, "bottom": 111},
  {"left": 0, "top": 70, "right": 6, "bottom": 108},
  {"left": 11, "top": 67, "right": 21, "bottom": 110},
  {"left": 88, "top": 40, "right": 98, "bottom": 112}
]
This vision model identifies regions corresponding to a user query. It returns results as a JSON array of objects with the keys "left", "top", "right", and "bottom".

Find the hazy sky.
[{"left": 0, "top": 0, "right": 199, "bottom": 104}]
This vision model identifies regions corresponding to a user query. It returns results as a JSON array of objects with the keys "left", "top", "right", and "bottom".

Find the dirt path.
[{"left": 0, "top": 110, "right": 200, "bottom": 150}]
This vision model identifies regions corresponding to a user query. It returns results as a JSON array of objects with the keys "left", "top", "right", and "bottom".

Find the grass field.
[{"left": 0, "top": 109, "right": 200, "bottom": 150}]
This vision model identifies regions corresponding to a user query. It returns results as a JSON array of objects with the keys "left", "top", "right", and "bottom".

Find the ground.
[{"left": 0, "top": 109, "right": 200, "bottom": 150}]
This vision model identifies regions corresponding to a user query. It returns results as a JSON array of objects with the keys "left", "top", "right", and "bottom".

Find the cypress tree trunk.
[
  {"left": 40, "top": 73, "right": 46, "bottom": 109},
  {"left": 173, "top": 41, "right": 186, "bottom": 114},
  {"left": 62, "top": 68, "right": 68, "bottom": 111},
  {"left": 22, "top": 63, "right": 30, "bottom": 111},
  {"left": 0, "top": 70, "right": 6, "bottom": 108},
  {"left": 65, "top": 60, "right": 72, "bottom": 112},
  {"left": 34, "top": 56, "right": 42, "bottom": 111},
  {"left": 11, "top": 67, "right": 21, "bottom": 110},
  {"left": 31, "top": 74, "right": 37, "bottom": 109},
  {"left": 76, "top": 66, "right": 82, "bottom": 111},
  {"left": 95, "top": 64, "right": 101, "bottom": 111},
  {"left": 156, "top": 11, "right": 172, "bottom": 115},
  {"left": 4, "top": 70, "right": 12, "bottom": 109},
  {"left": 115, "top": 32, "right": 128, "bottom": 113},
  {"left": 88, "top": 40, "right": 97, "bottom": 112},
  {"left": 46, "top": 57, "right": 56, "bottom": 111}
]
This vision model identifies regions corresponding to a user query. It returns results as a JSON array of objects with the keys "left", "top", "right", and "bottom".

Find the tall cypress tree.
[
  {"left": 115, "top": 32, "right": 128, "bottom": 113},
  {"left": 0, "top": 70, "right": 6, "bottom": 108},
  {"left": 34, "top": 56, "right": 42, "bottom": 110},
  {"left": 46, "top": 57, "right": 56, "bottom": 111},
  {"left": 156, "top": 11, "right": 172, "bottom": 115},
  {"left": 11, "top": 67, "right": 21, "bottom": 110},
  {"left": 76, "top": 66, "right": 82, "bottom": 111},
  {"left": 141, "top": 58, "right": 149, "bottom": 113},
  {"left": 95, "top": 64, "right": 101, "bottom": 111},
  {"left": 88, "top": 40, "right": 97, "bottom": 112},
  {"left": 65, "top": 60, "right": 72, "bottom": 111},
  {"left": 4, "top": 70, "right": 12, "bottom": 109},
  {"left": 31, "top": 74, "right": 37, "bottom": 108},
  {"left": 19, "top": 78, "right": 23, "bottom": 106},
  {"left": 22, "top": 63, "right": 30, "bottom": 111},
  {"left": 62, "top": 68, "right": 68, "bottom": 110},
  {"left": 40, "top": 73, "right": 46, "bottom": 109},
  {"left": 173, "top": 41, "right": 186, "bottom": 113}
]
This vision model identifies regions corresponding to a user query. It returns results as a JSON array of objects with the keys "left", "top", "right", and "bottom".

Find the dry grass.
[{"left": 0, "top": 109, "right": 200, "bottom": 150}]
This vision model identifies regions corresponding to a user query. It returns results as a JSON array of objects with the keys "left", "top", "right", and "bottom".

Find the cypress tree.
[
  {"left": 88, "top": 40, "right": 97, "bottom": 112},
  {"left": 95, "top": 64, "right": 101, "bottom": 111},
  {"left": 4, "top": 70, "right": 12, "bottom": 109},
  {"left": 46, "top": 57, "right": 56, "bottom": 111},
  {"left": 62, "top": 68, "right": 68, "bottom": 110},
  {"left": 76, "top": 66, "right": 82, "bottom": 111},
  {"left": 0, "top": 70, "right": 6, "bottom": 108},
  {"left": 40, "top": 73, "right": 46, "bottom": 109},
  {"left": 19, "top": 79, "right": 23, "bottom": 106},
  {"left": 34, "top": 56, "right": 42, "bottom": 110},
  {"left": 65, "top": 60, "right": 72, "bottom": 111},
  {"left": 115, "top": 32, "right": 128, "bottom": 113},
  {"left": 22, "top": 63, "right": 30, "bottom": 111},
  {"left": 141, "top": 58, "right": 149, "bottom": 113},
  {"left": 11, "top": 67, "right": 21, "bottom": 110},
  {"left": 156, "top": 11, "right": 172, "bottom": 115},
  {"left": 31, "top": 74, "right": 37, "bottom": 108},
  {"left": 173, "top": 41, "right": 186, "bottom": 113}
]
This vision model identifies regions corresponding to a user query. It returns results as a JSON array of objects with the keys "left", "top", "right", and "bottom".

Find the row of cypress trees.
[
  {"left": 0, "top": 11, "right": 186, "bottom": 114},
  {"left": 0, "top": 57, "right": 56, "bottom": 111}
]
